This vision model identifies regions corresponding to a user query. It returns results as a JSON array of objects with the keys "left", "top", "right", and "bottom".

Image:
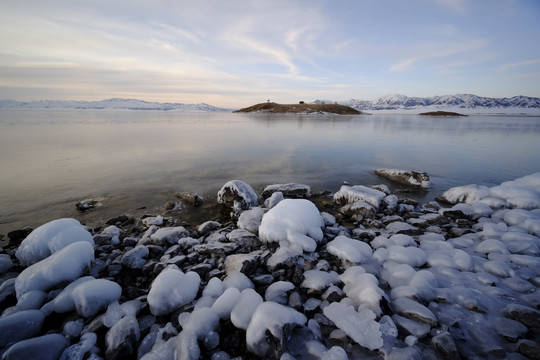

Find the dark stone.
[
  {"left": 106, "top": 215, "right": 134, "bottom": 227},
  {"left": 7, "top": 227, "right": 33, "bottom": 244},
  {"left": 431, "top": 331, "right": 459, "bottom": 360},
  {"left": 175, "top": 192, "right": 203, "bottom": 206}
]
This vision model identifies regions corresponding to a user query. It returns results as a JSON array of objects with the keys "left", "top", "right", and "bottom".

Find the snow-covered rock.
[
  {"left": 374, "top": 169, "right": 431, "bottom": 189},
  {"left": 333, "top": 185, "right": 386, "bottom": 209},
  {"left": 71, "top": 279, "right": 122, "bottom": 317},
  {"left": 150, "top": 226, "right": 188, "bottom": 245},
  {"left": 2, "top": 333, "right": 69, "bottom": 360},
  {"left": 246, "top": 301, "right": 307, "bottom": 357},
  {"left": 0, "top": 309, "right": 45, "bottom": 348},
  {"left": 261, "top": 183, "right": 311, "bottom": 198},
  {"left": 217, "top": 180, "right": 259, "bottom": 213},
  {"left": 230, "top": 288, "right": 263, "bottom": 330},
  {"left": 147, "top": 267, "right": 200, "bottom": 316},
  {"left": 237, "top": 207, "right": 264, "bottom": 234},
  {"left": 326, "top": 236, "right": 372, "bottom": 264},
  {"left": 15, "top": 218, "right": 93, "bottom": 266},
  {"left": 15, "top": 241, "right": 95, "bottom": 299}
]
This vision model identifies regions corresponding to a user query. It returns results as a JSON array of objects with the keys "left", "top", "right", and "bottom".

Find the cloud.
[
  {"left": 497, "top": 59, "right": 540, "bottom": 72},
  {"left": 434, "top": 0, "right": 467, "bottom": 12}
]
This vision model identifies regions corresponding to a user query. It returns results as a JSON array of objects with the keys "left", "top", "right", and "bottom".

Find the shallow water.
[{"left": 1, "top": 109, "right": 539, "bottom": 234}]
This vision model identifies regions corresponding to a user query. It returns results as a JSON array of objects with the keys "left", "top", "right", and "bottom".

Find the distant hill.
[
  {"left": 313, "top": 94, "right": 540, "bottom": 114},
  {"left": 0, "top": 98, "right": 232, "bottom": 112},
  {"left": 234, "top": 102, "right": 362, "bottom": 115}
]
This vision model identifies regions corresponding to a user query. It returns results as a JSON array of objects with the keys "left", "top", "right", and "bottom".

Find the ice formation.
[
  {"left": 71, "top": 279, "right": 123, "bottom": 317},
  {"left": 147, "top": 267, "right": 200, "bottom": 316},
  {"left": 217, "top": 179, "right": 259, "bottom": 213},
  {"left": 15, "top": 218, "right": 93, "bottom": 266},
  {"left": 326, "top": 235, "right": 373, "bottom": 263}
]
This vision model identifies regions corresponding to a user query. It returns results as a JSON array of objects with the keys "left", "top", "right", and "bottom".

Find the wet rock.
[
  {"left": 6, "top": 227, "right": 33, "bottom": 245},
  {"left": 518, "top": 340, "right": 540, "bottom": 359},
  {"left": 175, "top": 192, "right": 203, "bottom": 206},
  {"left": 503, "top": 303, "right": 540, "bottom": 330},
  {"left": 75, "top": 198, "right": 102, "bottom": 211},
  {"left": 261, "top": 183, "right": 311, "bottom": 199},
  {"left": 431, "top": 330, "right": 459, "bottom": 360}
]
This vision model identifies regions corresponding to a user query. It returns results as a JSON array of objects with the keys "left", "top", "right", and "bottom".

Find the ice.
[
  {"left": 121, "top": 245, "right": 149, "bottom": 269},
  {"left": 483, "top": 260, "right": 515, "bottom": 277},
  {"left": 103, "top": 301, "right": 124, "bottom": 328},
  {"left": 147, "top": 266, "right": 200, "bottom": 316},
  {"left": 202, "top": 277, "right": 224, "bottom": 298},
  {"left": 105, "top": 315, "right": 140, "bottom": 359},
  {"left": 222, "top": 270, "right": 254, "bottom": 291},
  {"left": 179, "top": 307, "right": 219, "bottom": 340},
  {"left": 102, "top": 225, "right": 121, "bottom": 245},
  {"left": 392, "top": 297, "right": 437, "bottom": 327},
  {"left": 71, "top": 278, "right": 122, "bottom": 317},
  {"left": 323, "top": 302, "right": 383, "bottom": 350},
  {"left": 259, "top": 198, "right": 324, "bottom": 254},
  {"left": 439, "top": 184, "right": 491, "bottom": 205},
  {"left": 2, "top": 333, "right": 69, "bottom": 360},
  {"left": 264, "top": 191, "right": 284, "bottom": 209},
  {"left": 60, "top": 332, "right": 97, "bottom": 360},
  {"left": 230, "top": 288, "right": 263, "bottom": 330},
  {"left": 0, "top": 309, "right": 44, "bottom": 348},
  {"left": 265, "top": 281, "right": 295, "bottom": 304},
  {"left": 15, "top": 218, "right": 93, "bottom": 266},
  {"left": 374, "top": 168, "right": 431, "bottom": 189},
  {"left": 387, "top": 245, "right": 427, "bottom": 267},
  {"left": 301, "top": 269, "right": 339, "bottom": 292},
  {"left": 333, "top": 185, "right": 386, "bottom": 209},
  {"left": 150, "top": 226, "right": 188, "bottom": 245},
  {"left": 246, "top": 301, "right": 307, "bottom": 357},
  {"left": 142, "top": 215, "right": 163, "bottom": 226},
  {"left": 340, "top": 270, "right": 384, "bottom": 316},
  {"left": 63, "top": 319, "right": 84, "bottom": 338},
  {"left": 381, "top": 263, "right": 416, "bottom": 289},
  {"left": 0, "top": 254, "right": 14, "bottom": 274},
  {"left": 211, "top": 287, "right": 240, "bottom": 319},
  {"left": 175, "top": 330, "right": 200, "bottom": 360},
  {"left": 217, "top": 180, "right": 259, "bottom": 213},
  {"left": 40, "top": 276, "right": 94, "bottom": 315},
  {"left": 15, "top": 241, "right": 95, "bottom": 299},
  {"left": 237, "top": 207, "right": 264, "bottom": 234},
  {"left": 326, "top": 235, "right": 372, "bottom": 263},
  {"left": 475, "top": 239, "right": 509, "bottom": 254}
]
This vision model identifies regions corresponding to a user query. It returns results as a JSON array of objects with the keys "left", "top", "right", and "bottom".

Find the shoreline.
[{"left": 1, "top": 174, "right": 539, "bottom": 358}]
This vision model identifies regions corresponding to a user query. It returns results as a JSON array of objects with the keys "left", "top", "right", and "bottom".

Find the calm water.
[{"left": 1, "top": 109, "right": 539, "bottom": 234}]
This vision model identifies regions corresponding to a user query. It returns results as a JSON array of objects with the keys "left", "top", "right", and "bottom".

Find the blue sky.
[{"left": 1, "top": 0, "right": 539, "bottom": 107}]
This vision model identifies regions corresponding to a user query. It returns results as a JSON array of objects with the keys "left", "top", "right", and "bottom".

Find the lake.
[{"left": 1, "top": 109, "right": 539, "bottom": 234}]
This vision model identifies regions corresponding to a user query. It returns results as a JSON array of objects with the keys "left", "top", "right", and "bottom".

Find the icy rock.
[
  {"left": 40, "top": 276, "right": 94, "bottom": 315},
  {"left": 323, "top": 302, "right": 383, "bottom": 351},
  {"left": 301, "top": 269, "right": 339, "bottom": 292},
  {"left": 175, "top": 330, "right": 200, "bottom": 360},
  {"left": 226, "top": 229, "right": 260, "bottom": 249},
  {"left": 121, "top": 245, "right": 149, "bottom": 269},
  {"left": 326, "top": 235, "right": 373, "bottom": 264},
  {"left": 198, "top": 221, "right": 221, "bottom": 235},
  {"left": 392, "top": 297, "right": 437, "bottom": 327},
  {"left": 72, "top": 278, "right": 122, "bottom": 318},
  {"left": 387, "top": 245, "right": 427, "bottom": 267},
  {"left": 150, "top": 226, "right": 188, "bottom": 245},
  {"left": 181, "top": 307, "right": 219, "bottom": 340},
  {"left": 217, "top": 180, "right": 259, "bottom": 213},
  {"left": 0, "top": 254, "right": 14, "bottom": 274},
  {"left": 385, "top": 222, "right": 419, "bottom": 235},
  {"left": 503, "top": 303, "right": 540, "bottom": 329},
  {"left": 381, "top": 263, "right": 416, "bottom": 288},
  {"left": 2, "top": 333, "right": 69, "bottom": 360},
  {"left": 237, "top": 207, "right": 264, "bottom": 234},
  {"left": 374, "top": 168, "right": 431, "bottom": 189},
  {"left": 60, "top": 331, "right": 97, "bottom": 360},
  {"left": 265, "top": 281, "right": 295, "bottom": 304},
  {"left": 105, "top": 315, "right": 140, "bottom": 360},
  {"left": 212, "top": 287, "right": 241, "bottom": 319},
  {"left": 264, "top": 191, "right": 284, "bottom": 209},
  {"left": 338, "top": 200, "right": 376, "bottom": 217},
  {"left": 262, "top": 183, "right": 311, "bottom": 198},
  {"left": 246, "top": 301, "right": 307, "bottom": 357},
  {"left": 222, "top": 270, "right": 254, "bottom": 291},
  {"left": 63, "top": 319, "right": 84, "bottom": 338},
  {"left": 202, "top": 277, "right": 224, "bottom": 298},
  {"left": 147, "top": 267, "right": 200, "bottom": 316},
  {"left": 142, "top": 215, "right": 163, "bottom": 226},
  {"left": 379, "top": 315, "right": 398, "bottom": 338},
  {"left": 0, "top": 309, "right": 45, "bottom": 348},
  {"left": 333, "top": 185, "right": 386, "bottom": 209},
  {"left": 259, "top": 199, "right": 324, "bottom": 253},
  {"left": 102, "top": 225, "right": 121, "bottom": 245},
  {"left": 15, "top": 241, "right": 94, "bottom": 299},
  {"left": 439, "top": 184, "right": 491, "bottom": 205},
  {"left": 321, "top": 346, "right": 348, "bottom": 360},
  {"left": 15, "top": 218, "right": 93, "bottom": 266},
  {"left": 340, "top": 269, "right": 384, "bottom": 316},
  {"left": 224, "top": 252, "right": 261, "bottom": 274},
  {"left": 392, "top": 314, "right": 431, "bottom": 338},
  {"left": 230, "top": 288, "right": 263, "bottom": 330}
]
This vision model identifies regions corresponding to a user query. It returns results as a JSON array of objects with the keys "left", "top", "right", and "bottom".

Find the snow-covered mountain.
[
  {"left": 313, "top": 94, "right": 540, "bottom": 113},
  {"left": 0, "top": 98, "right": 232, "bottom": 112}
]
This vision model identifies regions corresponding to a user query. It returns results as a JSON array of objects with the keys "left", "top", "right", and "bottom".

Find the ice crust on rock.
[
  {"left": 71, "top": 278, "right": 122, "bottom": 317},
  {"left": 15, "top": 218, "right": 93, "bottom": 266},
  {"left": 326, "top": 235, "right": 373, "bottom": 264},
  {"left": 374, "top": 168, "right": 431, "bottom": 189},
  {"left": 147, "top": 266, "right": 200, "bottom": 316},
  {"left": 217, "top": 180, "right": 258, "bottom": 213},
  {"left": 0, "top": 309, "right": 45, "bottom": 348},
  {"left": 333, "top": 185, "right": 386, "bottom": 209},
  {"left": 15, "top": 241, "right": 95, "bottom": 299},
  {"left": 259, "top": 198, "right": 324, "bottom": 256},
  {"left": 246, "top": 301, "right": 307, "bottom": 357},
  {"left": 2, "top": 333, "right": 69, "bottom": 360}
]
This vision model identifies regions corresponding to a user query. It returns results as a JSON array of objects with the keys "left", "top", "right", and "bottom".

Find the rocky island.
[
  {"left": 418, "top": 111, "right": 467, "bottom": 116},
  {"left": 234, "top": 102, "right": 363, "bottom": 115}
]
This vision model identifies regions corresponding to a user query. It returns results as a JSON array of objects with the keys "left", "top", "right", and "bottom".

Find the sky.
[{"left": 1, "top": 0, "right": 540, "bottom": 107}]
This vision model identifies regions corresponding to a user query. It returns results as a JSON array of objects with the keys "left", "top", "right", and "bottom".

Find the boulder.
[{"left": 374, "top": 169, "right": 430, "bottom": 189}]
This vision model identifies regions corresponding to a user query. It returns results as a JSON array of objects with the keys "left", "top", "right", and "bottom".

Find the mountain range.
[
  {"left": 313, "top": 94, "right": 540, "bottom": 111},
  {"left": 1, "top": 94, "right": 539, "bottom": 112}
]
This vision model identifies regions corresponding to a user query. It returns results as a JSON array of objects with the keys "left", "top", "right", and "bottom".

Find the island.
[
  {"left": 418, "top": 111, "right": 467, "bottom": 116},
  {"left": 234, "top": 102, "right": 363, "bottom": 115}
]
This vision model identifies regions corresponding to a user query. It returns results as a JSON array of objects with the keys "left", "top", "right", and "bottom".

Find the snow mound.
[
  {"left": 147, "top": 267, "right": 200, "bottom": 316},
  {"left": 15, "top": 218, "right": 93, "bottom": 266},
  {"left": 246, "top": 301, "right": 307, "bottom": 357},
  {"left": 71, "top": 279, "right": 122, "bottom": 317},
  {"left": 333, "top": 185, "right": 386, "bottom": 209},
  {"left": 323, "top": 302, "right": 383, "bottom": 350},
  {"left": 301, "top": 270, "right": 339, "bottom": 292},
  {"left": 340, "top": 268, "right": 385, "bottom": 316},
  {"left": 326, "top": 235, "right": 373, "bottom": 263},
  {"left": 259, "top": 199, "right": 324, "bottom": 256},
  {"left": 41, "top": 276, "right": 95, "bottom": 315},
  {"left": 217, "top": 180, "right": 259, "bottom": 213},
  {"left": 230, "top": 288, "right": 263, "bottom": 330},
  {"left": 15, "top": 241, "right": 95, "bottom": 299}
]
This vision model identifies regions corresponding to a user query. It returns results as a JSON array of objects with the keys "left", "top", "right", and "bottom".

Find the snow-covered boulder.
[
  {"left": 41, "top": 276, "right": 95, "bottom": 315},
  {"left": 71, "top": 279, "right": 122, "bottom": 317},
  {"left": 15, "top": 241, "right": 95, "bottom": 299},
  {"left": 1, "top": 333, "right": 69, "bottom": 360},
  {"left": 230, "top": 288, "right": 263, "bottom": 330},
  {"left": 147, "top": 266, "right": 200, "bottom": 316},
  {"left": 326, "top": 235, "right": 373, "bottom": 264},
  {"left": 15, "top": 218, "right": 93, "bottom": 266},
  {"left": 259, "top": 199, "right": 324, "bottom": 255},
  {"left": 217, "top": 180, "right": 258, "bottom": 213},
  {"left": 105, "top": 315, "right": 140, "bottom": 359},
  {"left": 333, "top": 185, "right": 386, "bottom": 210},
  {"left": 246, "top": 301, "right": 307, "bottom": 357},
  {"left": 121, "top": 245, "right": 149, "bottom": 269},
  {"left": 150, "top": 226, "right": 188, "bottom": 245},
  {"left": 323, "top": 302, "right": 383, "bottom": 351},
  {"left": 374, "top": 168, "right": 431, "bottom": 189},
  {"left": 237, "top": 207, "right": 264, "bottom": 234},
  {"left": 340, "top": 267, "right": 385, "bottom": 316}
]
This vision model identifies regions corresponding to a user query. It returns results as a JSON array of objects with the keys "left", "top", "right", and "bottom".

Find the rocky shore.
[{"left": 1, "top": 171, "right": 539, "bottom": 360}]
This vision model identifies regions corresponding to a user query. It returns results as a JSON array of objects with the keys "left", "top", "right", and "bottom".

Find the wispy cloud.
[{"left": 497, "top": 59, "right": 540, "bottom": 72}]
